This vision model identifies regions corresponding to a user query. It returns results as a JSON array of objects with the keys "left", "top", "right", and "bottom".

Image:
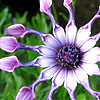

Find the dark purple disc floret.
[{"left": 56, "top": 45, "right": 81, "bottom": 70}]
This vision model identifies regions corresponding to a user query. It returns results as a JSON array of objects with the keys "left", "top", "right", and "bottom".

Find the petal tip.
[
  {"left": 7, "top": 24, "right": 26, "bottom": 38},
  {"left": 16, "top": 86, "right": 35, "bottom": 100},
  {"left": 40, "top": 0, "right": 52, "bottom": 12},
  {"left": 63, "top": 0, "right": 72, "bottom": 8},
  {"left": 0, "top": 36, "right": 18, "bottom": 52},
  {"left": 0, "top": 56, "right": 19, "bottom": 72}
]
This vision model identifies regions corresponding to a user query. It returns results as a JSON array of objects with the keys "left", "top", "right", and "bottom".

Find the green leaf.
[
  {"left": 32, "top": 12, "right": 52, "bottom": 33},
  {"left": 77, "top": 94, "right": 86, "bottom": 100},
  {"left": 7, "top": 92, "right": 14, "bottom": 100},
  {"left": 0, "top": 7, "right": 8, "bottom": 26}
]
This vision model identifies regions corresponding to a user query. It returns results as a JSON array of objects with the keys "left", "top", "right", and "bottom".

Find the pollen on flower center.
[{"left": 56, "top": 45, "right": 81, "bottom": 70}]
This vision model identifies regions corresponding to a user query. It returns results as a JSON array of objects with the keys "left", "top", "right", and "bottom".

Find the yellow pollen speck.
[
  {"left": 74, "top": 66, "right": 77, "bottom": 68},
  {"left": 57, "top": 55, "right": 59, "bottom": 57},
  {"left": 62, "top": 52, "right": 65, "bottom": 54},
  {"left": 77, "top": 58, "right": 79, "bottom": 60},
  {"left": 59, "top": 50, "right": 62, "bottom": 52}
]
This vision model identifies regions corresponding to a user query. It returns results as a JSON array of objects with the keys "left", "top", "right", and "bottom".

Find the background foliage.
[{"left": 0, "top": 0, "right": 100, "bottom": 100}]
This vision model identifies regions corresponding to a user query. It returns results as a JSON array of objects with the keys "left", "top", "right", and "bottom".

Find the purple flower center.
[{"left": 56, "top": 45, "right": 81, "bottom": 70}]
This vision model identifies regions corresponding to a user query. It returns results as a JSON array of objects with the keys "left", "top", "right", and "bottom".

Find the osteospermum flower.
[{"left": 0, "top": 0, "right": 100, "bottom": 100}]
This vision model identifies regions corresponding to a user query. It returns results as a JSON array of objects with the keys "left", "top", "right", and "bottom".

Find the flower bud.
[
  {"left": 40, "top": 0, "right": 52, "bottom": 12},
  {"left": 0, "top": 36, "right": 18, "bottom": 52},
  {"left": 0, "top": 56, "right": 19, "bottom": 72},
  {"left": 7, "top": 24, "right": 27, "bottom": 37},
  {"left": 16, "top": 86, "right": 35, "bottom": 100}
]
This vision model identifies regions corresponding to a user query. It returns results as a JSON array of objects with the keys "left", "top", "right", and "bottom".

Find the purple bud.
[
  {"left": 63, "top": 0, "right": 72, "bottom": 8},
  {"left": 40, "top": 0, "right": 52, "bottom": 12},
  {"left": 0, "top": 36, "right": 18, "bottom": 52},
  {"left": 7, "top": 24, "right": 27, "bottom": 37},
  {"left": 16, "top": 86, "right": 35, "bottom": 100},
  {"left": 0, "top": 56, "right": 19, "bottom": 72}
]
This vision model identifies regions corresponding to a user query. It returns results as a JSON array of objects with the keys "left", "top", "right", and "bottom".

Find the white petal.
[
  {"left": 53, "top": 69, "right": 65, "bottom": 86},
  {"left": 40, "top": 66, "right": 60, "bottom": 80},
  {"left": 75, "top": 9, "right": 100, "bottom": 48},
  {"left": 75, "top": 26, "right": 91, "bottom": 48},
  {"left": 64, "top": 70, "right": 77, "bottom": 91},
  {"left": 80, "top": 33, "right": 100, "bottom": 52},
  {"left": 34, "top": 56, "right": 57, "bottom": 67},
  {"left": 64, "top": 0, "right": 77, "bottom": 45},
  {"left": 36, "top": 45, "right": 57, "bottom": 57},
  {"left": 53, "top": 24, "right": 66, "bottom": 46},
  {"left": 81, "top": 63, "right": 100, "bottom": 76},
  {"left": 66, "top": 22, "right": 77, "bottom": 45},
  {"left": 74, "top": 67, "right": 88, "bottom": 84},
  {"left": 81, "top": 47, "right": 100, "bottom": 63},
  {"left": 80, "top": 38, "right": 96, "bottom": 53},
  {"left": 42, "top": 34, "right": 61, "bottom": 50}
]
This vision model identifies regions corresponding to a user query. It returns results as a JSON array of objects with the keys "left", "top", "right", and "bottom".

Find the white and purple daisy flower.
[{"left": 0, "top": 0, "right": 100, "bottom": 100}]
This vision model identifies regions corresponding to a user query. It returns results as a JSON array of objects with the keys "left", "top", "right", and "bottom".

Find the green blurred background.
[{"left": 0, "top": 0, "right": 100, "bottom": 100}]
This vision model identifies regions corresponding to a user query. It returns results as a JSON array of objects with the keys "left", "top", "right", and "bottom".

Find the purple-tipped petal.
[
  {"left": 43, "top": 8, "right": 66, "bottom": 46},
  {"left": 40, "top": 66, "right": 60, "bottom": 80},
  {"left": 52, "top": 68, "right": 65, "bottom": 86},
  {"left": 64, "top": 70, "right": 77, "bottom": 95},
  {"left": 16, "top": 86, "right": 35, "bottom": 100},
  {"left": 0, "top": 36, "right": 18, "bottom": 52},
  {"left": 42, "top": 34, "right": 61, "bottom": 50},
  {"left": 44, "top": 8, "right": 66, "bottom": 46},
  {"left": 34, "top": 56, "right": 57, "bottom": 68},
  {"left": 7, "top": 24, "right": 27, "bottom": 37},
  {"left": 80, "top": 63, "right": 100, "bottom": 76},
  {"left": 7, "top": 24, "right": 61, "bottom": 50},
  {"left": 36, "top": 45, "right": 57, "bottom": 57},
  {"left": 81, "top": 47, "right": 100, "bottom": 63},
  {"left": 39, "top": 0, "right": 52, "bottom": 12},
  {"left": 75, "top": 7, "right": 100, "bottom": 47},
  {"left": 0, "top": 56, "right": 19, "bottom": 72},
  {"left": 63, "top": 0, "right": 77, "bottom": 45},
  {"left": 19, "top": 28, "right": 61, "bottom": 50},
  {"left": 80, "top": 33, "right": 100, "bottom": 52}
]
